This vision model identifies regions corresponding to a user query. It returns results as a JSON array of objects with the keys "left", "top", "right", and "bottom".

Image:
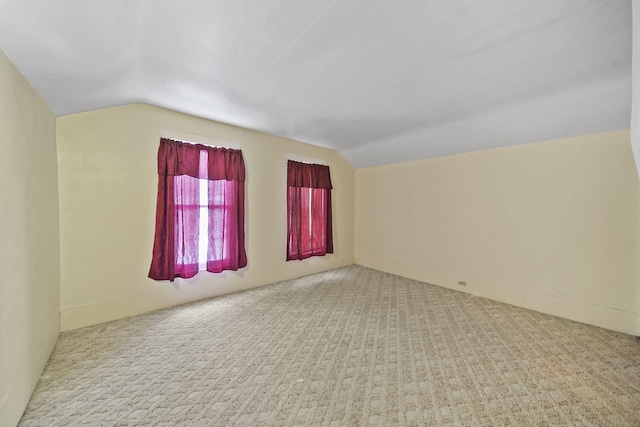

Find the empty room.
[{"left": 2, "top": 0, "right": 640, "bottom": 425}]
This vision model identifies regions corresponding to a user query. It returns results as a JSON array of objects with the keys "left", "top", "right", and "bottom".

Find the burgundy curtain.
[
  {"left": 149, "top": 138, "right": 246, "bottom": 281},
  {"left": 287, "top": 160, "right": 333, "bottom": 261}
]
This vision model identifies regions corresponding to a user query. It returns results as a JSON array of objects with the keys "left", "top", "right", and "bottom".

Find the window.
[
  {"left": 197, "top": 177, "right": 208, "bottom": 268},
  {"left": 175, "top": 175, "right": 227, "bottom": 271},
  {"left": 286, "top": 160, "right": 333, "bottom": 260},
  {"left": 149, "top": 138, "right": 246, "bottom": 281}
]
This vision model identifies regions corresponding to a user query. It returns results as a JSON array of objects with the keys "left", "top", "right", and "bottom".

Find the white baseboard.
[{"left": 355, "top": 259, "right": 640, "bottom": 336}]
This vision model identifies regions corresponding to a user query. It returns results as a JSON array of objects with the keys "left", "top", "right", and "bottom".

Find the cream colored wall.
[
  {"left": 356, "top": 130, "right": 640, "bottom": 335},
  {"left": 57, "top": 103, "right": 355, "bottom": 331},
  {"left": 0, "top": 50, "right": 60, "bottom": 425}
]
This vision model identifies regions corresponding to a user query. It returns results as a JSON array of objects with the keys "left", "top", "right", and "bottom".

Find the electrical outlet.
[{"left": 458, "top": 281, "right": 467, "bottom": 286}]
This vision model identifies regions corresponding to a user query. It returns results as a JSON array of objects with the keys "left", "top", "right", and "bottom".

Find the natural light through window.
[
  {"left": 306, "top": 187, "right": 313, "bottom": 233},
  {"left": 149, "top": 138, "right": 246, "bottom": 281},
  {"left": 198, "top": 178, "right": 208, "bottom": 269}
]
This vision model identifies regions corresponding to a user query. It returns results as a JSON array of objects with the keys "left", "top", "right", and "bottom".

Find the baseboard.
[
  {"left": 61, "top": 260, "right": 356, "bottom": 331},
  {"left": 355, "top": 259, "right": 640, "bottom": 336}
]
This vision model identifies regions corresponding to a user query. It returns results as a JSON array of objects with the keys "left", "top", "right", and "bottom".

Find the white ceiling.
[{"left": 0, "top": 0, "right": 632, "bottom": 168}]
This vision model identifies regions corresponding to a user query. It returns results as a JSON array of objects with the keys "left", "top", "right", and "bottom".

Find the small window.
[
  {"left": 286, "top": 160, "right": 333, "bottom": 261},
  {"left": 149, "top": 138, "right": 247, "bottom": 281}
]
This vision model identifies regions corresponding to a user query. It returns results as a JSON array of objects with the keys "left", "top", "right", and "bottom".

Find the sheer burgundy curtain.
[
  {"left": 286, "top": 160, "right": 333, "bottom": 261},
  {"left": 149, "top": 138, "right": 246, "bottom": 281}
]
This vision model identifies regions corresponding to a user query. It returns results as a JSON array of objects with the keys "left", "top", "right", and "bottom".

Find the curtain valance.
[
  {"left": 287, "top": 160, "right": 332, "bottom": 189},
  {"left": 158, "top": 138, "right": 245, "bottom": 181}
]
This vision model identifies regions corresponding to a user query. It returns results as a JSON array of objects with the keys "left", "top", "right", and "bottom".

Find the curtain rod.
[
  {"left": 159, "top": 128, "right": 241, "bottom": 149},
  {"left": 286, "top": 154, "right": 328, "bottom": 166}
]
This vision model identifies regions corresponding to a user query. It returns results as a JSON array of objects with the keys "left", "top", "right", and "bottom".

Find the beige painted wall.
[
  {"left": 0, "top": 50, "right": 60, "bottom": 425},
  {"left": 356, "top": 130, "right": 640, "bottom": 335},
  {"left": 57, "top": 103, "right": 355, "bottom": 330}
]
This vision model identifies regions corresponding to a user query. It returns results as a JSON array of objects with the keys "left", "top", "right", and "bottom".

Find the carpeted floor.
[{"left": 18, "top": 265, "right": 640, "bottom": 426}]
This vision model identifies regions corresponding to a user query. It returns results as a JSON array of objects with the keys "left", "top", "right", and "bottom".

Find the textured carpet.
[{"left": 18, "top": 265, "right": 640, "bottom": 426}]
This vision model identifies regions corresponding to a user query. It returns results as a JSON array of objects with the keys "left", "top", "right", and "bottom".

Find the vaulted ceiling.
[{"left": 0, "top": 0, "right": 631, "bottom": 167}]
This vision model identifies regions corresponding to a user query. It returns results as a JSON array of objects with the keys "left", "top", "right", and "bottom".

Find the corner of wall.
[{"left": 0, "top": 49, "right": 61, "bottom": 426}]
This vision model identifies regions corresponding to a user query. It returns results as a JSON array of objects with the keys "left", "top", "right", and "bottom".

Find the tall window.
[
  {"left": 286, "top": 160, "right": 333, "bottom": 261},
  {"left": 149, "top": 138, "right": 246, "bottom": 281}
]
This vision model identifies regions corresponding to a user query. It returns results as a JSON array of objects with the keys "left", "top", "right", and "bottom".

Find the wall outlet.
[{"left": 457, "top": 281, "right": 467, "bottom": 286}]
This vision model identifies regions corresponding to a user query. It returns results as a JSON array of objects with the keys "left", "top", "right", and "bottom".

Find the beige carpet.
[{"left": 18, "top": 265, "right": 640, "bottom": 426}]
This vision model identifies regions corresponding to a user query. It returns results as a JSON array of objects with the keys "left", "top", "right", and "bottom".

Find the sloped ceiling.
[{"left": 0, "top": 0, "right": 631, "bottom": 167}]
